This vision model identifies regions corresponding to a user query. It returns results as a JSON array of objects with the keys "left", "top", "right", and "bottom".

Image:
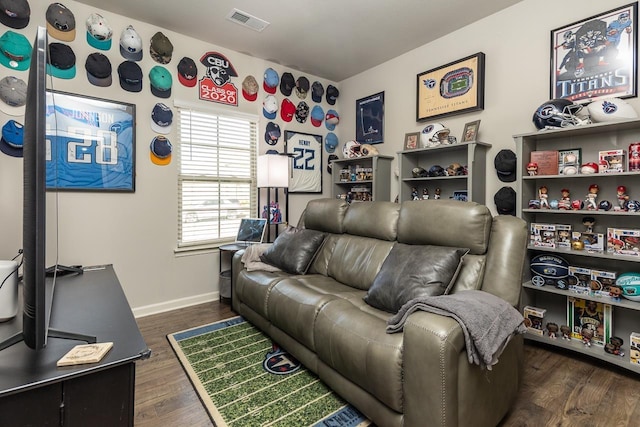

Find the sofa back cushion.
[
  {"left": 343, "top": 201, "right": 399, "bottom": 241},
  {"left": 327, "top": 235, "right": 394, "bottom": 290},
  {"left": 301, "top": 198, "right": 349, "bottom": 234},
  {"left": 397, "top": 200, "right": 491, "bottom": 255}
]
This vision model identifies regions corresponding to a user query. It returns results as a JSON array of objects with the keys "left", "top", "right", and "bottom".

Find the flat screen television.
[{"left": 0, "top": 27, "right": 92, "bottom": 351}]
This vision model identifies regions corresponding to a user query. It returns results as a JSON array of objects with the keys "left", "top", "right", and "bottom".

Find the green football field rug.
[{"left": 167, "top": 316, "right": 371, "bottom": 427}]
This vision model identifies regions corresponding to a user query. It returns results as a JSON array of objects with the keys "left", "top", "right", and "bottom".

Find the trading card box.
[
  {"left": 599, "top": 149, "right": 626, "bottom": 173},
  {"left": 523, "top": 306, "right": 546, "bottom": 336},
  {"left": 568, "top": 266, "right": 591, "bottom": 294},
  {"left": 567, "top": 297, "right": 612, "bottom": 347},
  {"left": 607, "top": 228, "right": 640, "bottom": 257}
]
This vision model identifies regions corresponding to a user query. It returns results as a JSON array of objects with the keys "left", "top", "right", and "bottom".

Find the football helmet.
[
  {"left": 428, "top": 165, "right": 446, "bottom": 177},
  {"left": 532, "top": 99, "right": 590, "bottom": 130},
  {"left": 420, "top": 123, "right": 455, "bottom": 148},
  {"left": 360, "top": 144, "right": 379, "bottom": 156},
  {"left": 342, "top": 140, "right": 361, "bottom": 158},
  {"left": 586, "top": 97, "right": 638, "bottom": 122}
]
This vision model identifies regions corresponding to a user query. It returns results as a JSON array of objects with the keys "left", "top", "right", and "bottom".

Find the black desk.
[{"left": 0, "top": 265, "right": 149, "bottom": 426}]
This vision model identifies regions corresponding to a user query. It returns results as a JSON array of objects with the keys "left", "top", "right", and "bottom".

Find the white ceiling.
[{"left": 75, "top": 0, "right": 522, "bottom": 82}]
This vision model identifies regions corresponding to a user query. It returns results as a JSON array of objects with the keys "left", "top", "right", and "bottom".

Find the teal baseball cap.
[
  {"left": 149, "top": 65, "right": 172, "bottom": 98},
  {"left": 46, "top": 42, "right": 76, "bottom": 79},
  {"left": 0, "top": 30, "right": 31, "bottom": 71}
]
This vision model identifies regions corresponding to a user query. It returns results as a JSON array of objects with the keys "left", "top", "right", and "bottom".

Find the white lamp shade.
[{"left": 257, "top": 154, "right": 289, "bottom": 188}]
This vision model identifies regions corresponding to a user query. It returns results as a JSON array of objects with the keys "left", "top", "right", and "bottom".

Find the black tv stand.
[
  {"left": 0, "top": 328, "right": 96, "bottom": 352},
  {"left": 45, "top": 264, "right": 83, "bottom": 277}
]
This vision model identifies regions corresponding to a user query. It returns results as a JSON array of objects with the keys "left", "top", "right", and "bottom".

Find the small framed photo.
[
  {"left": 403, "top": 132, "right": 419, "bottom": 150},
  {"left": 451, "top": 190, "right": 468, "bottom": 202},
  {"left": 461, "top": 120, "right": 481, "bottom": 142}
]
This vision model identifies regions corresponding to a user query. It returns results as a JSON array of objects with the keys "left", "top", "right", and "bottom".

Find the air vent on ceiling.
[{"left": 226, "top": 9, "right": 270, "bottom": 32}]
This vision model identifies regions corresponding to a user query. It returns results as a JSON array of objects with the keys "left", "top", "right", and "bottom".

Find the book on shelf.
[{"left": 57, "top": 342, "right": 114, "bottom": 367}]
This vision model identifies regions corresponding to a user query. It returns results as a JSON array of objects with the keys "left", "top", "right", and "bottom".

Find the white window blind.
[{"left": 177, "top": 106, "right": 257, "bottom": 249}]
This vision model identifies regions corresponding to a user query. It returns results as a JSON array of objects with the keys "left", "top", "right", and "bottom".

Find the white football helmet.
[
  {"left": 342, "top": 140, "right": 361, "bottom": 158},
  {"left": 587, "top": 97, "right": 638, "bottom": 122},
  {"left": 420, "top": 123, "right": 455, "bottom": 148}
]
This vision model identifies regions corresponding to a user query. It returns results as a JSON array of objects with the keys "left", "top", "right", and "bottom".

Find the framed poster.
[
  {"left": 284, "top": 130, "right": 322, "bottom": 193},
  {"left": 46, "top": 91, "right": 136, "bottom": 191},
  {"left": 551, "top": 3, "right": 637, "bottom": 103},
  {"left": 416, "top": 52, "right": 485, "bottom": 122},
  {"left": 356, "top": 91, "right": 384, "bottom": 144}
]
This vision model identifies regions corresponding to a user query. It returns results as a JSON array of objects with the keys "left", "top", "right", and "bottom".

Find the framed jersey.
[
  {"left": 284, "top": 130, "right": 322, "bottom": 193},
  {"left": 45, "top": 91, "right": 136, "bottom": 192}
]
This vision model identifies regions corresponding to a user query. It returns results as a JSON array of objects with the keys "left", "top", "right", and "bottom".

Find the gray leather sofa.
[{"left": 231, "top": 198, "right": 528, "bottom": 427}]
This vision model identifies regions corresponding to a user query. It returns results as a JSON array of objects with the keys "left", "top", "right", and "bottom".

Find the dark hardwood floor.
[{"left": 134, "top": 301, "right": 640, "bottom": 426}]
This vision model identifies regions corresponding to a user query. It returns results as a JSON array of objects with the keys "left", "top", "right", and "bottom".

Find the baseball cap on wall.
[
  {"left": 295, "top": 101, "right": 309, "bottom": 123},
  {"left": 149, "top": 65, "right": 172, "bottom": 98},
  {"left": 46, "top": 42, "right": 76, "bottom": 79},
  {"left": 150, "top": 31, "right": 173, "bottom": 64},
  {"left": 0, "top": 0, "right": 30, "bottom": 29},
  {"left": 327, "top": 153, "right": 339, "bottom": 174},
  {"left": 151, "top": 103, "right": 173, "bottom": 134},
  {"left": 295, "top": 76, "right": 309, "bottom": 100},
  {"left": 263, "top": 95, "right": 278, "bottom": 119},
  {"left": 265, "top": 121, "right": 281, "bottom": 145},
  {"left": 263, "top": 68, "right": 278, "bottom": 94},
  {"left": 0, "top": 75, "right": 26, "bottom": 115},
  {"left": 310, "top": 105, "right": 324, "bottom": 127},
  {"left": 494, "top": 186, "right": 516, "bottom": 216},
  {"left": 0, "top": 31, "right": 31, "bottom": 71},
  {"left": 326, "top": 84, "right": 339, "bottom": 105},
  {"left": 311, "top": 81, "right": 324, "bottom": 103},
  {"left": 119, "top": 25, "right": 142, "bottom": 61},
  {"left": 494, "top": 149, "right": 517, "bottom": 182},
  {"left": 0, "top": 119, "right": 23, "bottom": 157},
  {"left": 150, "top": 135, "right": 172, "bottom": 165},
  {"left": 86, "top": 13, "right": 112, "bottom": 51},
  {"left": 325, "top": 132, "right": 338, "bottom": 153},
  {"left": 325, "top": 109, "right": 339, "bottom": 130},
  {"left": 118, "top": 60, "right": 143, "bottom": 92},
  {"left": 242, "top": 75, "right": 258, "bottom": 101},
  {"left": 177, "top": 57, "right": 197, "bottom": 87},
  {"left": 85, "top": 52, "right": 112, "bottom": 87},
  {"left": 280, "top": 98, "right": 295, "bottom": 122},
  {"left": 279, "top": 72, "right": 294, "bottom": 96},
  {"left": 46, "top": 3, "right": 75, "bottom": 42}
]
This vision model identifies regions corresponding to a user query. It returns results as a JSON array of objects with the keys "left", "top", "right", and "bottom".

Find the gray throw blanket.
[{"left": 386, "top": 290, "right": 527, "bottom": 370}]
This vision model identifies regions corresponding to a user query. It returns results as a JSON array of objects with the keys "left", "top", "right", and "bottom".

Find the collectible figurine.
[
  {"left": 583, "top": 216, "right": 595, "bottom": 233},
  {"left": 434, "top": 188, "right": 441, "bottom": 199},
  {"left": 422, "top": 188, "right": 429, "bottom": 200},
  {"left": 609, "top": 284, "right": 623, "bottom": 300},
  {"left": 571, "top": 199, "right": 584, "bottom": 210},
  {"left": 539, "top": 186, "right": 550, "bottom": 209},
  {"left": 549, "top": 199, "right": 559, "bottom": 209},
  {"left": 546, "top": 322, "right": 559, "bottom": 339},
  {"left": 605, "top": 336, "right": 625, "bottom": 357},
  {"left": 527, "top": 162, "right": 538, "bottom": 176},
  {"left": 558, "top": 188, "right": 571, "bottom": 209},
  {"left": 616, "top": 185, "right": 629, "bottom": 211},
  {"left": 581, "top": 327, "right": 594, "bottom": 347},
  {"left": 560, "top": 325, "right": 571, "bottom": 340},
  {"left": 411, "top": 187, "right": 419, "bottom": 200},
  {"left": 585, "top": 184, "right": 599, "bottom": 210}
]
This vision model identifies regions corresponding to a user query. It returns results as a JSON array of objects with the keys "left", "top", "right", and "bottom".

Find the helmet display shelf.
[
  {"left": 513, "top": 117, "right": 640, "bottom": 374},
  {"left": 397, "top": 140, "right": 491, "bottom": 204}
]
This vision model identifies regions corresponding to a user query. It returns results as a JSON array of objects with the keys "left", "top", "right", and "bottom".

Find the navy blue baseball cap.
[
  {"left": 0, "top": 119, "right": 23, "bottom": 157},
  {"left": 311, "top": 81, "right": 324, "bottom": 103},
  {"left": 150, "top": 135, "right": 172, "bottom": 165},
  {"left": 265, "top": 121, "right": 281, "bottom": 145},
  {"left": 117, "top": 60, "right": 142, "bottom": 92},
  {"left": 151, "top": 103, "right": 173, "bottom": 134}
]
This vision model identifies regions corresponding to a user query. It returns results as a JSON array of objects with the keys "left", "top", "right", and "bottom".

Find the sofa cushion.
[
  {"left": 327, "top": 235, "right": 394, "bottom": 290},
  {"left": 343, "top": 201, "right": 399, "bottom": 241},
  {"left": 363, "top": 243, "right": 469, "bottom": 313},
  {"left": 260, "top": 226, "right": 327, "bottom": 274},
  {"left": 300, "top": 198, "right": 349, "bottom": 234}
]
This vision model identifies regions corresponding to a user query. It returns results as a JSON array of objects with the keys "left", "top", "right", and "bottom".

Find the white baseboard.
[{"left": 132, "top": 291, "right": 218, "bottom": 318}]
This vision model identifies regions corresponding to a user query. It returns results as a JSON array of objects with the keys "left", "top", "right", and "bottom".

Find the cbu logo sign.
[{"left": 263, "top": 344, "right": 301, "bottom": 375}]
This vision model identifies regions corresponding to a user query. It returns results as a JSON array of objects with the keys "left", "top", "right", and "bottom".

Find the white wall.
[
  {"left": 1, "top": 0, "right": 637, "bottom": 315},
  {"left": 339, "top": 0, "right": 640, "bottom": 205},
  {"left": 0, "top": 0, "right": 338, "bottom": 316}
]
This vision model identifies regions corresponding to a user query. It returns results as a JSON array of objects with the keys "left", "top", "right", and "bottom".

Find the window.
[{"left": 177, "top": 104, "right": 257, "bottom": 249}]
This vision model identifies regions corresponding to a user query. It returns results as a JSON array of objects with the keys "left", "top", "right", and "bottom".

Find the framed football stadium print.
[
  {"left": 416, "top": 52, "right": 485, "bottom": 122},
  {"left": 45, "top": 91, "right": 136, "bottom": 191},
  {"left": 285, "top": 130, "right": 322, "bottom": 193},
  {"left": 551, "top": 3, "right": 637, "bottom": 103},
  {"left": 356, "top": 91, "right": 384, "bottom": 144}
]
